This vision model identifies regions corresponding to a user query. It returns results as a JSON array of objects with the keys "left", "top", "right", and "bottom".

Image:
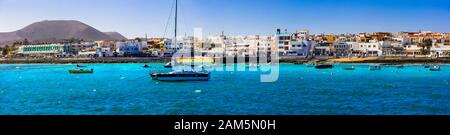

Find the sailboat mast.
[{"left": 174, "top": 0, "right": 178, "bottom": 51}]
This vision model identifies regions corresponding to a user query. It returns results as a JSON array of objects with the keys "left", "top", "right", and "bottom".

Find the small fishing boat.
[
  {"left": 143, "top": 64, "right": 151, "bottom": 68},
  {"left": 315, "top": 64, "right": 333, "bottom": 69},
  {"left": 430, "top": 65, "right": 441, "bottom": 71},
  {"left": 76, "top": 64, "right": 87, "bottom": 68},
  {"left": 164, "top": 62, "right": 172, "bottom": 68},
  {"left": 69, "top": 69, "right": 94, "bottom": 74},
  {"left": 343, "top": 66, "right": 356, "bottom": 70},
  {"left": 369, "top": 65, "right": 381, "bottom": 70}
]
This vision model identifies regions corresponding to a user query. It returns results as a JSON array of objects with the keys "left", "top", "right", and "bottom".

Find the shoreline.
[
  {"left": 280, "top": 57, "right": 450, "bottom": 65},
  {"left": 0, "top": 57, "right": 171, "bottom": 64},
  {"left": 1, "top": 57, "right": 450, "bottom": 64}
]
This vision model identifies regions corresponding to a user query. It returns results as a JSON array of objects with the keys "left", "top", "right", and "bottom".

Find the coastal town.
[
  {"left": 1, "top": 0, "right": 450, "bottom": 131},
  {"left": 1, "top": 28, "right": 450, "bottom": 63}
]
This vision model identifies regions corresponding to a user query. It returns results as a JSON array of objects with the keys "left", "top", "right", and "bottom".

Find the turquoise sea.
[{"left": 0, "top": 63, "right": 449, "bottom": 115}]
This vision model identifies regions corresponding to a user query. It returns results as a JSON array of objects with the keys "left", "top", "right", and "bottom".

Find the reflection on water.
[{"left": 0, "top": 63, "right": 449, "bottom": 115}]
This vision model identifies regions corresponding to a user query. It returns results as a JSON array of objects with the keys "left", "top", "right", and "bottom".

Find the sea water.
[{"left": 0, "top": 63, "right": 449, "bottom": 115}]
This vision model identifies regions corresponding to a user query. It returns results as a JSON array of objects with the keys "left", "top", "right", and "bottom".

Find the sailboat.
[{"left": 151, "top": 0, "right": 210, "bottom": 81}]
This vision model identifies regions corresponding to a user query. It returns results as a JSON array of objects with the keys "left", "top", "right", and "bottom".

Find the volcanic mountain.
[{"left": 0, "top": 20, "right": 127, "bottom": 45}]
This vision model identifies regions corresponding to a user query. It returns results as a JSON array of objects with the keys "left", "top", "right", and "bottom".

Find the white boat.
[
  {"left": 164, "top": 62, "right": 172, "bottom": 68},
  {"left": 430, "top": 65, "right": 441, "bottom": 71},
  {"left": 369, "top": 65, "right": 381, "bottom": 70}
]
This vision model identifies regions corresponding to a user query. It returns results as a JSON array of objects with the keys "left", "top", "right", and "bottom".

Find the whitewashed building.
[{"left": 115, "top": 41, "right": 146, "bottom": 56}]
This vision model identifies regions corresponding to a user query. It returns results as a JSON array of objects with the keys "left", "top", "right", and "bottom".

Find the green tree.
[
  {"left": 23, "top": 38, "right": 29, "bottom": 45},
  {"left": 2, "top": 45, "right": 10, "bottom": 56},
  {"left": 418, "top": 38, "right": 433, "bottom": 55},
  {"left": 135, "top": 38, "right": 142, "bottom": 42}
]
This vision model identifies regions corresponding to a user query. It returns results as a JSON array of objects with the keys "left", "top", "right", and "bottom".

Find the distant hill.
[
  {"left": 0, "top": 20, "right": 127, "bottom": 46},
  {"left": 103, "top": 32, "right": 127, "bottom": 40}
]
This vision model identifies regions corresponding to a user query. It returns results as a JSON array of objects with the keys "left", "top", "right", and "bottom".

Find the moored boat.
[
  {"left": 430, "top": 65, "right": 441, "bottom": 71},
  {"left": 164, "top": 62, "right": 172, "bottom": 68},
  {"left": 151, "top": 0, "right": 210, "bottom": 82},
  {"left": 315, "top": 64, "right": 333, "bottom": 69},
  {"left": 76, "top": 64, "right": 87, "bottom": 68},
  {"left": 369, "top": 65, "right": 381, "bottom": 70},
  {"left": 343, "top": 66, "right": 356, "bottom": 70},
  {"left": 151, "top": 71, "right": 210, "bottom": 81},
  {"left": 69, "top": 69, "right": 94, "bottom": 74}
]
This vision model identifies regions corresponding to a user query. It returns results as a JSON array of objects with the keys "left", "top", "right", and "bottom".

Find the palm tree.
[{"left": 418, "top": 38, "right": 433, "bottom": 55}]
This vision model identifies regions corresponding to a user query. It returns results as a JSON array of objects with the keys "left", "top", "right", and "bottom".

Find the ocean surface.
[{"left": 0, "top": 63, "right": 449, "bottom": 115}]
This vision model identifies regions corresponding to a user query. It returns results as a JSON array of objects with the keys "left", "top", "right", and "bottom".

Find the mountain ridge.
[{"left": 0, "top": 20, "right": 127, "bottom": 46}]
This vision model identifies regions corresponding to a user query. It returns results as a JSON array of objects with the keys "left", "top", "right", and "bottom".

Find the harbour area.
[
  {"left": 0, "top": 63, "right": 448, "bottom": 115},
  {"left": 2, "top": 57, "right": 450, "bottom": 64}
]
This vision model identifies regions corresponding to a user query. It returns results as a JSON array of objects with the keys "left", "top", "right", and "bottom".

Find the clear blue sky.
[{"left": 0, "top": 0, "right": 449, "bottom": 38}]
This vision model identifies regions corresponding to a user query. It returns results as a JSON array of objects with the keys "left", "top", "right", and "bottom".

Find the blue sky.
[{"left": 0, "top": 0, "right": 449, "bottom": 38}]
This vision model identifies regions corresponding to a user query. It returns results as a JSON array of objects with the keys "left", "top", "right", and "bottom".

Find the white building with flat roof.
[
  {"left": 358, "top": 40, "right": 383, "bottom": 56},
  {"left": 115, "top": 41, "right": 145, "bottom": 56}
]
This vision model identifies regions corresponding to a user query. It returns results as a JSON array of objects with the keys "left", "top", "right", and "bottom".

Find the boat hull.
[
  {"left": 343, "top": 68, "right": 355, "bottom": 70},
  {"left": 150, "top": 72, "right": 210, "bottom": 81},
  {"left": 315, "top": 65, "right": 333, "bottom": 69},
  {"left": 151, "top": 76, "right": 210, "bottom": 81},
  {"left": 369, "top": 65, "right": 382, "bottom": 70},
  {"left": 430, "top": 67, "right": 441, "bottom": 71},
  {"left": 69, "top": 70, "right": 93, "bottom": 74}
]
